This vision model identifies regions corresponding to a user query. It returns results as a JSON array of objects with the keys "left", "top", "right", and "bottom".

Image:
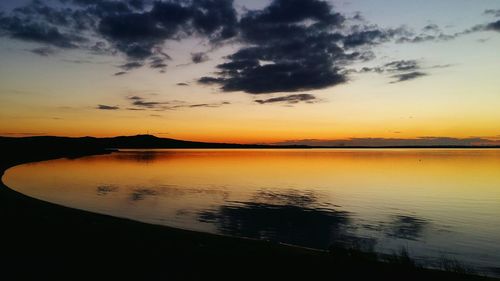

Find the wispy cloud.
[
  {"left": 97, "top": 96, "right": 232, "bottom": 111},
  {"left": 96, "top": 104, "right": 120, "bottom": 110},
  {"left": 484, "top": 9, "right": 500, "bottom": 17},
  {"left": 390, "top": 72, "right": 427, "bottom": 83},
  {"left": 30, "top": 46, "right": 56, "bottom": 56},
  {"left": 255, "top": 94, "right": 318, "bottom": 105}
]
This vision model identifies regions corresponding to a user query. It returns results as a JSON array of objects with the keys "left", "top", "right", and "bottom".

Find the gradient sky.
[{"left": 0, "top": 0, "right": 499, "bottom": 144}]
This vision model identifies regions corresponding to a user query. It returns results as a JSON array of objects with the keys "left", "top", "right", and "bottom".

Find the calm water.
[{"left": 3, "top": 149, "right": 500, "bottom": 275}]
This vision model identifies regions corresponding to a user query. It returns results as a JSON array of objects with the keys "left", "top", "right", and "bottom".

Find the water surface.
[{"left": 4, "top": 149, "right": 500, "bottom": 275}]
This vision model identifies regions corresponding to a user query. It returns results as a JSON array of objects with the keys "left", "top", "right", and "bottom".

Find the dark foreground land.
[{"left": 0, "top": 137, "right": 497, "bottom": 280}]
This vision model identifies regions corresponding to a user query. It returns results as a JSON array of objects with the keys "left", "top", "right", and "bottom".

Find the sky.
[{"left": 0, "top": 0, "right": 499, "bottom": 145}]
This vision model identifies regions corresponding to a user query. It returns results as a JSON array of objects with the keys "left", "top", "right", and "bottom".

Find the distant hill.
[
  {"left": 0, "top": 135, "right": 307, "bottom": 153},
  {"left": 0, "top": 135, "right": 498, "bottom": 156}
]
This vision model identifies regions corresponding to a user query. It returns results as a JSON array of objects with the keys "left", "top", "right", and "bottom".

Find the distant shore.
[{"left": 0, "top": 142, "right": 498, "bottom": 280}]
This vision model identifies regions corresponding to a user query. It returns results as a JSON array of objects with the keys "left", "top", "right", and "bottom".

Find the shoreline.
[{"left": 1, "top": 150, "right": 497, "bottom": 280}]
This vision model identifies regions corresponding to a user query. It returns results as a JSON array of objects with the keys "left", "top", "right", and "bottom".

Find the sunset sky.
[{"left": 0, "top": 0, "right": 499, "bottom": 144}]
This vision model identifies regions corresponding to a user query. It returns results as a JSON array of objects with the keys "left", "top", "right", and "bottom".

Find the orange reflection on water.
[{"left": 3, "top": 149, "right": 500, "bottom": 274}]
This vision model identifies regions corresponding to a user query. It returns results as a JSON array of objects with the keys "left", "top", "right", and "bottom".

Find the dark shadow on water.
[
  {"left": 253, "top": 189, "right": 321, "bottom": 207},
  {"left": 199, "top": 202, "right": 351, "bottom": 249},
  {"left": 198, "top": 189, "right": 434, "bottom": 250},
  {"left": 130, "top": 188, "right": 160, "bottom": 201},
  {"left": 385, "top": 215, "right": 429, "bottom": 241},
  {"left": 197, "top": 189, "right": 357, "bottom": 249},
  {"left": 96, "top": 185, "right": 119, "bottom": 196},
  {"left": 112, "top": 151, "right": 168, "bottom": 163}
]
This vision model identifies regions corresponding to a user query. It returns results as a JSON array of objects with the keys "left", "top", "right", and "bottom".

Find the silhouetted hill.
[
  {"left": 1, "top": 135, "right": 498, "bottom": 155},
  {"left": 0, "top": 135, "right": 308, "bottom": 157},
  {"left": 98, "top": 134, "right": 274, "bottom": 148}
]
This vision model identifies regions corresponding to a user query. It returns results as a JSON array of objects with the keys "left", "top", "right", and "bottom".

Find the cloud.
[
  {"left": 128, "top": 96, "right": 163, "bottom": 109},
  {"left": 422, "top": 24, "right": 440, "bottom": 33},
  {"left": 390, "top": 71, "right": 427, "bottom": 83},
  {"left": 384, "top": 60, "right": 419, "bottom": 72},
  {"left": 358, "top": 60, "right": 433, "bottom": 84},
  {"left": 198, "top": 0, "right": 354, "bottom": 94},
  {"left": 0, "top": 17, "right": 86, "bottom": 48},
  {"left": 30, "top": 46, "right": 56, "bottom": 56},
  {"left": 176, "top": 82, "right": 189, "bottom": 86},
  {"left": 114, "top": 71, "right": 127, "bottom": 76},
  {"left": 0, "top": 0, "right": 237, "bottom": 64},
  {"left": 191, "top": 52, "right": 209, "bottom": 64},
  {"left": 149, "top": 56, "right": 168, "bottom": 71},
  {"left": 95, "top": 0, "right": 237, "bottom": 61},
  {"left": 254, "top": 94, "right": 318, "bottom": 104},
  {"left": 125, "top": 95, "right": 230, "bottom": 111},
  {"left": 486, "top": 20, "right": 500, "bottom": 32},
  {"left": 119, "top": 61, "right": 143, "bottom": 71},
  {"left": 1, "top": 0, "right": 498, "bottom": 95},
  {"left": 484, "top": 9, "right": 500, "bottom": 17},
  {"left": 96, "top": 104, "right": 120, "bottom": 110},
  {"left": 188, "top": 101, "right": 231, "bottom": 108},
  {"left": 360, "top": 60, "right": 420, "bottom": 74}
]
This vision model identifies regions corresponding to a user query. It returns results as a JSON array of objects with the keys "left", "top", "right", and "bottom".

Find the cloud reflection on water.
[{"left": 198, "top": 189, "right": 353, "bottom": 249}]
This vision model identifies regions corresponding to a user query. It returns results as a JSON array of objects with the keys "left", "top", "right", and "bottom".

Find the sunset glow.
[{"left": 1, "top": 0, "right": 499, "bottom": 144}]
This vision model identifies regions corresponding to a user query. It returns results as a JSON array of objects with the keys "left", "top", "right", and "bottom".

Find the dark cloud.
[
  {"left": 176, "top": 82, "right": 189, "bottom": 86},
  {"left": 191, "top": 52, "right": 209, "bottom": 63},
  {"left": 361, "top": 60, "right": 420, "bottom": 74},
  {"left": 484, "top": 9, "right": 500, "bottom": 17},
  {"left": 358, "top": 60, "right": 430, "bottom": 84},
  {"left": 486, "top": 20, "right": 500, "bottom": 31},
  {"left": 254, "top": 94, "right": 318, "bottom": 104},
  {"left": 95, "top": 0, "right": 237, "bottom": 61},
  {"left": 114, "top": 71, "right": 127, "bottom": 76},
  {"left": 125, "top": 95, "right": 230, "bottom": 111},
  {"left": 343, "top": 28, "right": 403, "bottom": 48},
  {"left": 385, "top": 60, "right": 419, "bottom": 72},
  {"left": 1, "top": 0, "right": 498, "bottom": 95},
  {"left": 422, "top": 24, "right": 440, "bottom": 33},
  {"left": 390, "top": 71, "right": 426, "bottom": 83},
  {"left": 96, "top": 104, "right": 120, "bottom": 110},
  {"left": 198, "top": 76, "right": 225, "bottom": 85},
  {"left": 128, "top": 96, "right": 163, "bottom": 109},
  {"left": 188, "top": 101, "right": 230, "bottom": 108},
  {"left": 149, "top": 56, "right": 168, "bottom": 72},
  {"left": 30, "top": 46, "right": 56, "bottom": 56},
  {"left": 119, "top": 61, "right": 143, "bottom": 70},
  {"left": 198, "top": 0, "right": 355, "bottom": 94},
  {"left": 0, "top": 16, "right": 86, "bottom": 48},
  {"left": 0, "top": 0, "right": 237, "bottom": 67},
  {"left": 196, "top": 1, "right": 423, "bottom": 94}
]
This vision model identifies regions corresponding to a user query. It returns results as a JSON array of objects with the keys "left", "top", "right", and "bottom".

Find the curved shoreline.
[
  {"left": 1, "top": 153, "right": 325, "bottom": 254},
  {"left": 1, "top": 152, "right": 497, "bottom": 280}
]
